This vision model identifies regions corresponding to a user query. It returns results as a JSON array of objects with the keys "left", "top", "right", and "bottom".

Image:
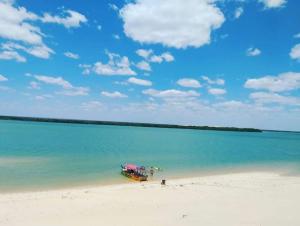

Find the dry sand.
[{"left": 1, "top": 172, "right": 300, "bottom": 226}]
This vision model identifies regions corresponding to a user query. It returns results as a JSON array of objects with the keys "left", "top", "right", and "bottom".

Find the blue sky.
[{"left": 1, "top": 0, "right": 300, "bottom": 130}]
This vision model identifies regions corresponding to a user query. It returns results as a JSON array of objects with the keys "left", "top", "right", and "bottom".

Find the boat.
[{"left": 121, "top": 164, "right": 148, "bottom": 181}]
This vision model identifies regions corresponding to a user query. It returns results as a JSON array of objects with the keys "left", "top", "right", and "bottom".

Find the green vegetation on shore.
[{"left": 0, "top": 115, "right": 262, "bottom": 132}]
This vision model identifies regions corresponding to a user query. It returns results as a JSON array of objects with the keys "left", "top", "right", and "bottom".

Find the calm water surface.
[{"left": 1, "top": 119, "right": 300, "bottom": 192}]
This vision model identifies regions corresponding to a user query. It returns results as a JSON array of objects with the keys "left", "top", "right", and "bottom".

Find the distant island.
[{"left": 0, "top": 115, "right": 262, "bottom": 132}]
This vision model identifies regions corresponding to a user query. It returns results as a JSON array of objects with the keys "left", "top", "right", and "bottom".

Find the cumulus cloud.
[
  {"left": 136, "top": 49, "right": 175, "bottom": 64},
  {"left": 40, "top": 10, "right": 87, "bottom": 28},
  {"left": 35, "top": 75, "right": 72, "bottom": 89},
  {"left": 244, "top": 72, "right": 300, "bottom": 92},
  {"left": 64, "top": 52, "right": 79, "bottom": 59},
  {"left": 246, "top": 47, "right": 261, "bottom": 56},
  {"left": 143, "top": 89, "right": 200, "bottom": 98},
  {"left": 136, "top": 49, "right": 153, "bottom": 59},
  {"left": 202, "top": 76, "right": 225, "bottom": 85},
  {"left": 0, "top": 1, "right": 41, "bottom": 45},
  {"left": 34, "top": 75, "right": 89, "bottom": 96},
  {"left": 290, "top": 44, "right": 300, "bottom": 61},
  {"left": 120, "top": 0, "right": 225, "bottom": 48},
  {"left": 101, "top": 91, "right": 127, "bottom": 98},
  {"left": 259, "top": 0, "right": 286, "bottom": 9},
  {"left": 0, "top": 1, "right": 87, "bottom": 61},
  {"left": 177, "top": 78, "right": 201, "bottom": 88},
  {"left": 128, "top": 77, "right": 152, "bottom": 86},
  {"left": 0, "top": 74, "right": 8, "bottom": 82},
  {"left": 83, "top": 51, "right": 136, "bottom": 76},
  {"left": 136, "top": 61, "right": 151, "bottom": 71},
  {"left": 150, "top": 52, "right": 175, "bottom": 63},
  {"left": 0, "top": 50, "right": 26, "bottom": 62},
  {"left": 250, "top": 92, "right": 300, "bottom": 106},
  {"left": 208, "top": 88, "right": 226, "bottom": 95},
  {"left": 234, "top": 7, "right": 244, "bottom": 19},
  {"left": 2, "top": 42, "right": 54, "bottom": 59}
]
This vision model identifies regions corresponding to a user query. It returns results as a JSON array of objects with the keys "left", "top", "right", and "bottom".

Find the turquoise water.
[{"left": 0, "top": 119, "right": 300, "bottom": 192}]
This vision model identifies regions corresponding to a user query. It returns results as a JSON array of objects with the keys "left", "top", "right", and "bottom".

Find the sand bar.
[{"left": 1, "top": 172, "right": 300, "bottom": 226}]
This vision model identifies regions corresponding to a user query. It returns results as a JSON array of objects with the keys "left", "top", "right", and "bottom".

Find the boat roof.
[{"left": 124, "top": 164, "right": 144, "bottom": 170}]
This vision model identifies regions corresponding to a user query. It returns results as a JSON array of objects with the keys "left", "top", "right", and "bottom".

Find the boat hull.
[{"left": 121, "top": 171, "right": 148, "bottom": 182}]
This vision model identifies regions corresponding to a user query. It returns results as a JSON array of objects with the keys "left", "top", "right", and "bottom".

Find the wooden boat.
[{"left": 121, "top": 164, "right": 148, "bottom": 181}]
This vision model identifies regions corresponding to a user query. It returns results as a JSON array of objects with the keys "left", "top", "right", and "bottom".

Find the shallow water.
[{"left": 0, "top": 119, "right": 300, "bottom": 192}]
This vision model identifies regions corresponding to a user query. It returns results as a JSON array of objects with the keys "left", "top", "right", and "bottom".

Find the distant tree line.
[{"left": 0, "top": 115, "right": 262, "bottom": 132}]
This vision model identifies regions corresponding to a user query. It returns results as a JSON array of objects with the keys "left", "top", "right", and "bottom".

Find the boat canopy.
[{"left": 123, "top": 164, "right": 145, "bottom": 171}]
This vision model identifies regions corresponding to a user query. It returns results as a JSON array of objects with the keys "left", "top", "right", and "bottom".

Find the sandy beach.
[{"left": 1, "top": 172, "right": 300, "bottom": 226}]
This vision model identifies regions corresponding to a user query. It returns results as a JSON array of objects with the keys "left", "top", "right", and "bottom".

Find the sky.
[{"left": 0, "top": 0, "right": 300, "bottom": 131}]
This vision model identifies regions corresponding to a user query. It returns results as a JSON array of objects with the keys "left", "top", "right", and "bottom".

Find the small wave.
[{"left": 0, "top": 157, "right": 47, "bottom": 167}]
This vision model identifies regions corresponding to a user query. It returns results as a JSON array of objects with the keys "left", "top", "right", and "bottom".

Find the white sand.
[{"left": 1, "top": 172, "right": 300, "bottom": 226}]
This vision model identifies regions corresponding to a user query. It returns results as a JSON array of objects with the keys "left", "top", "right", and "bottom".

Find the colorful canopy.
[
  {"left": 123, "top": 164, "right": 145, "bottom": 171},
  {"left": 125, "top": 164, "right": 138, "bottom": 170}
]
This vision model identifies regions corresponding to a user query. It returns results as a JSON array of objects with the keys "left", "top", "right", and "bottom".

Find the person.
[{"left": 150, "top": 166, "right": 154, "bottom": 176}]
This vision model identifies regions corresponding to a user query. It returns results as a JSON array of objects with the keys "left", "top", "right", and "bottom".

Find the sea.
[{"left": 0, "top": 119, "right": 300, "bottom": 192}]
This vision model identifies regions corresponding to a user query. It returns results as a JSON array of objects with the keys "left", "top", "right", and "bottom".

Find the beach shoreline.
[
  {"left": 1, "top": 161, "right": 298, "bottom": 194},
  {"left": 1, "top": 171, "right": 300, "bottom": 226}
]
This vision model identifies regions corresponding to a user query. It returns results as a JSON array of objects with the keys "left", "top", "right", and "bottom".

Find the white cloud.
[
  {"left": 0, "top": 1, "right": 86, "bottom": 61},
  {"left": 246, "top": 47, "right": 261, "bottom": 56},
  {"left": 0, "top": 74, "right": 8, "bottom": 82},
  {"left": 0, "top": 1, "right": 41, "bottom": 45},
  {"left": 28, "top": 81, "right": 40, "bottom": 89},
  {"left": 250, "top": 92, "right": 300, "bottom": 106},
  {"left": 177, "top": 78, "right": 201, "bottom": 88},
  {"left": 234, "top": 7, "right": 244, "bottom": 19},
  {"left": 35, "top": 75, "right": 73, "bottom": 89},
  {"left": 202, "top": 76, "right": 225, "bottom": 85},
  {"left": 109, "top": 3, "right": 119, "bottom": 11},
  {"left": 84, "top": 51, "right": 136, "bottom": 76},
  {"left": 97, "top": 25, "right": 102, "bottom": 31},
  {"left": 128, "top": 77, "right": 152, "bottom": 86},
  {"left": 41, "top": 10, "right": 87, "bottom": 28},
  {"left": 136, "top": 61, "right": 151, "bottom": 71},
  {"left": 0, "top": 1, "right": 53, "bottom": 60},
  {"left": 1, "top": 42, "right": 54, "bottom": 59},
  {"left": 35, "top": 94, "right": 53, "bottom": 100},
  {"left": 120, "top": 0, "right": 225, "bottom": 49},
  {"left": 136, "top": 49, "right": 175, "bottom": 64},
  {"left": 150, "top": 52, "right": 175, "bottom": 63},
  {"left": 81, "top": 101, "right": 103, "bottom": 111},
  {"left": 57, "top": 87, "right": 89, "bottom": 96},
  {"left": 213, "top": 100, "right": 246, "bottom": 109},
  {"left": 259, "top": 0, "right": 286, "bottom": 9},
  {"left": 208, "top": 88, "right": 226, "bottom": 95},
  {"left": 245, "top": 72, "right": 300, "bottom": 92},
  {"left": 0, "top": 50, "right": 26, "bottom": 62},
  {"left": 101, "top": 91, "right": 127, "bottom": 98},
  {"left": 64, "top": 51, "right": 79, "bottom": 59},
  {"left": 34, "top": 75, "right": 89, "bottom": 96},
  {"left": 143, "top": 89, "right": 200, "bottom": 98},
  {"left": 290, "top": 44, "right": 300, "bottom": 61},
  {"left": 136, "top": 49, "right": 153, "bottom": 59},
  {"left": 160, "top": 52, "right": 175, "bottom": 62}
]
